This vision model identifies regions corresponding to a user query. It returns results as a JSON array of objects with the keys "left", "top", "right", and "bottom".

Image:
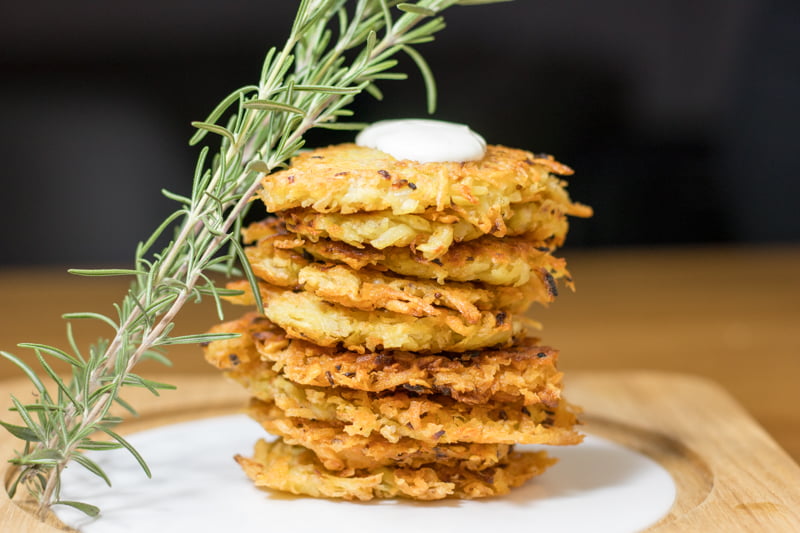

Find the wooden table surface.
[{"left": 1, "top": 245, "right": 799, "bottom": 464}]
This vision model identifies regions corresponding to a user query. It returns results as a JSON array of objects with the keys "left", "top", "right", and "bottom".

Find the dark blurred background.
[{"left": 2, "top": 0, "right": 798, "bottom": 266}]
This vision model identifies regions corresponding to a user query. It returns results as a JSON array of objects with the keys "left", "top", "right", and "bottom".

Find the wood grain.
[
  {"left": 568, "top": 373, "right": 800, "bottom": 531},
  {"left": 2, "top": 372, "right": 799, "bottom": 532},
  {"left": 544, "top": 247, "right": 800, "bottom": 464}
]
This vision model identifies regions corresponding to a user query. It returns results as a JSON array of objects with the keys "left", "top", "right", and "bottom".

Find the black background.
[{"left": 2, "top": 0, "right": 798, "bottom": 266}]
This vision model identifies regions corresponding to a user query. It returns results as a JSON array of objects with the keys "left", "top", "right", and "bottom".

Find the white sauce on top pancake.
[{"left": 356, "top": 119, "right": 486, "bottom": 163}]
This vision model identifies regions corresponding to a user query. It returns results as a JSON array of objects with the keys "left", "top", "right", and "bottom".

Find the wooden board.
[{"left": 2, "top": 371, "right": 799, "bottom": 532}]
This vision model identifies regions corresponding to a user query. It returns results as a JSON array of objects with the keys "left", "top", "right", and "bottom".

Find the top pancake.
[{"left": 258, "top": 144, "right": 591, "bottom": 231}]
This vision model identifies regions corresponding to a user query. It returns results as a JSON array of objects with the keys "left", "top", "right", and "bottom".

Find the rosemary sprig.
[{"left": 2, "top": 0, "right": 510, "bottom": 519}]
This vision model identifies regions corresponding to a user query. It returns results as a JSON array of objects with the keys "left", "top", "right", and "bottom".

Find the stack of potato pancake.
[{"left": 203, "top": 142, "right": 591, "bottom": 500}]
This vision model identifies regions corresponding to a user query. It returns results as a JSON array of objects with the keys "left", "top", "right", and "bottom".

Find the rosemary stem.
[
  {"left": 37, "top": 464, "right": 63, "bottom": 518},
  {"left": 35, "top": 15, "right": 434, "bottom": 496},
  {"left": 5, "top": 0, "right": 477, "bottom": 517},
  {"left": 34, "top": 171, "right": 266, "bottom": 518}
]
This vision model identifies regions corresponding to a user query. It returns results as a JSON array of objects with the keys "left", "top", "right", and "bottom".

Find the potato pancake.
[
  {"left": 236, "top": 438, "right": 555, "bottom": 500},
  {"left": 245, "top": 234, "right": 539, "bottom": 322},
  {"left": 243, "top": 218, "right": 573, "bottom": 288},
  {"left": 225, "top": 281, "right": 529, "bottom": 353},
  {"left": 258, "top": 143, "right": 591, "bottom": 235},
  {"left": 281, "top": 198, "right": 575, "bottom": 260},
  {"left": 248, "top": 399, "right": 514, "bottom": 472},
  {"left": 226, "top": 361, "right": 582, "bottom": 446},
  {"left": 205, "top": 313, "right": 563, "bottom": 406}
]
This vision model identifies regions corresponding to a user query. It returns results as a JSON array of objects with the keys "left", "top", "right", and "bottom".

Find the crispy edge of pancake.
[
  {"left": 248, "top": 398, "right": 514, "bottom": 473},
  {"left": 235, "top": 437, "right": 556, "bottom": 501},
  {"left": 203, "top": 313, "right": 272, "bottom": 370}
]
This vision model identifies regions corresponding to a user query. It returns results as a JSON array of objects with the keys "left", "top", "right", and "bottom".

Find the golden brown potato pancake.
[
  {"left": 245, "top": 233, "right": 539, "bottom": 323},
  {"left": 248, "top": 398, "right": 514, "bottom": 473},
  {"left": 226, "top": 361, "right": 582, "bottom": 446},
  {"left": 243, "top": 218, "right": 574, "bottom": 288},
  {"left": 225, "top": 281, "right": 529, "bottom": 353},
  {"left": 235, "top": 438, "right": 555, "bottom": 500},
  {"left": 258, "top": 143, "right": 591, "bottom": 235},
  {"left": 281, "top": 199, "right": 574, "bottom": 260},
  {"left": 205, "top": 313, "right": 563, "bottom": 405}
]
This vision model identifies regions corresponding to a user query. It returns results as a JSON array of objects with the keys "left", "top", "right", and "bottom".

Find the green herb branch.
[{"left": 1, "top": 0, "right": 509, "bottom": 520}]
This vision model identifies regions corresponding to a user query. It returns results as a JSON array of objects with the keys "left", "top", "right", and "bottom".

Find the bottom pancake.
[
  {"left": 235, "top": 438, "right": 555, "bottom": 501},
  {"left": 248, "top": 398, "right": 513, "bottom": 473}
]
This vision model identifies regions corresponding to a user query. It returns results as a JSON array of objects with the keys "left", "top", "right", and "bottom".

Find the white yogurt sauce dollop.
[{"left": 355, "top": 119, "right": 486, "bottom": 163}]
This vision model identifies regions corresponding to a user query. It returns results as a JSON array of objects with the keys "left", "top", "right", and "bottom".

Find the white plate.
[{"left": 56, "top": 415, "right": 675, "bottom": 533}]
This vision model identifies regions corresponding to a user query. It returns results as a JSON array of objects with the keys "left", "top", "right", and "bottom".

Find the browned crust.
[
  {"left": 235, "top": 437, "right": 556, "bottom": 500},
  {"left": 204, "top": 312, "right": 563, "bottom": 406},
  {"left": 258, "top": 144, "right": 591, "bottom": 235},
  {"left": 279, "top": 200, "right": 571, "bottom": 260},
  {"left": 243, "top": 217, "right": 574, "bottom": 292},
  {"left": 243, "top": 228, "right": 544, "bottom": 322},
  {"left": 223, "top": 281, "right": 530, "bottom": 353},
  {"left": 226, "top": 359, "right": 582, "bottom": 446},
  {"left": 247, "top": 398, "right": 514, "bottom": 473}
]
